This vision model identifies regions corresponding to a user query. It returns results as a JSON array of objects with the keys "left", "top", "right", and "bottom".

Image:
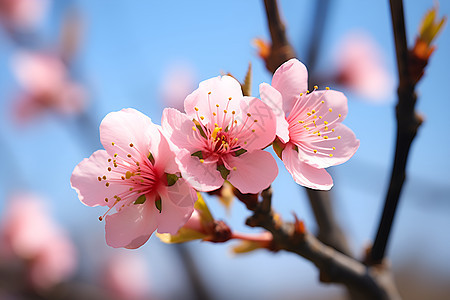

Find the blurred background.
[{"left": 0, "top": 0, "right": 449, "bottom": 299}]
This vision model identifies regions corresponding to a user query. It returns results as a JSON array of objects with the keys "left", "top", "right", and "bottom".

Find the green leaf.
[
  {"left": 134, "top": 194, "right": 146, "bottom": 204},
  {"left": 156, "top": 228, "right": 207, "bottom": 244},
  {"left": 148, "top": 152, "right": 155, "bottom": 165},
  {"left": 272, "top": 137, "right": 285, "bottom": 159},
  {"left": 191, "top": 150, "right": 203, "bottom": 159},
  {"left": 155, "top": 197, "right": 162, "bottom": 213},
  {"left": 194, "top": 193, "right": 214, "bottom": 224},
  {"left": 166, "top": 173, "right": 179, "bottom": 186},
  {"left": 217, "top": 164, "right": 230, "bottom": 180},
  {"left": 234, "top": 148, "right": 247, "bottom": 157}
]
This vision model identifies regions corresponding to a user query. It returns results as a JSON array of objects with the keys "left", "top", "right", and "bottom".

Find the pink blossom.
[
  {"left": 160, "top": 62, "right": 197, "bottom": 111},
  {"left": 101, "top": 252, "right": 151, "bottom": 300},
  {"left": 334, "top": 31, "right": 394, "bottom": 102},
  {"left": 162, "top": 75, "right": 278, "bottom": 193},
  {"left": 260, "top": 59, "right": 359, "bottom": 190},
  {"left": 0, "top": 192, "right": 77, "bottom": 290},
  {"left": 71, "top": 108, "right": 197, "bottom": 249},
  {"left": 11, "top": 51, "right": 86, "bottom": 123},
  {"left": 0, "top": 0, "right": 48, "bottom": 31}
]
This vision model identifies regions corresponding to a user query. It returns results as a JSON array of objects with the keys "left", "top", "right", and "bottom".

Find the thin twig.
[
  {"left": 263, "top": 0, "right": 296, "bottom": 73},
  {"left": 246, "top": 188, "right": 401, "bottom": 300},
  {"left": 262, "top": 0, "right": 351, "bottom": 257},
  {"left": 370, "top": 0, "right": 423, "bottom": 263}
]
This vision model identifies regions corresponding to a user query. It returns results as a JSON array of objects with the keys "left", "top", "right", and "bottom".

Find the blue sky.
[{"left": 0, "top": 1, "right": 449, "bottom": 299}]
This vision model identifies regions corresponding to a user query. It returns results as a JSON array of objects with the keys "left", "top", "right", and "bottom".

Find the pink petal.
[
  {"left": 307, "top": 89, "right": 349, "bottom": 122},
  {"left": 70, "top": 150, "right": 128, "bottom": 207},
  {"left": 272, "top": 59, "right": 308, "bottom": 114},
  {"left": 234, "top": 96, "right": 277, "bottom": 151},
  {"left": 225, "top": 150, "right": 278, "bottom": 194},
  {"left": 184, "top": 76, "right": 243, "bottom": 125},
  {"left": 105, "top": 195, "right": 159, "bottom": 249},
  {"left": 161, "top": 107, "right": 198, "bottom": 153},
  {"left": 100, "top": 108, "right": 159, "bottom": 159},
  {"left": 177, "top": 150, "right": 224, "bottom": 192},
  {"left": 153, "top": 127, "right": 180, "bottom": 175},
  {"left": 297, "top": 123, "right": 360, "bottom": 169},
  {"left": 259, "top": 83, "right": 290, "bottom": 143},
  {"left": 156, "top": 179, "right": 196, "bottom": 234},
  {"left": 282, "top": 143, "right": 333, "bottom": 190}
]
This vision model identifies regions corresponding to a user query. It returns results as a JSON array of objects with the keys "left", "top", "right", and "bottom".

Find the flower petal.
[
  {"left": 184, "top": 76, "right": 243, "bottom": 125},
  {"left": 225, "top": 150, "right": 278, "bottom": 194},
  {"left": 259, "top": 83, "right": 290, "bottom": 143},
  {"left": 177, "top": 150, "right": 224, "bottom": 192},
  {"left": 156, "top": 179, "right": 196, "bottom": 234},
  {"left": 161, "top": 107, "right": 198, "bottom": 153},
  {"left": 105, "top": 195, "right": 159, "bottom": 249},
  {"left": 70, "top": 150, "right": 128, "bottom": 207},
  {"left": 272, "top": 59, "right": 308, "bottom": 114},
  {"left": 100, "top": 108, "right": 159, "bottom": 159},
  {"left": 234, "top": 96, "right": 277, "bottom": 151},
  {"left": 282, "top": 143, "right": 333, "bottom": 190},
  {"left": 297, "top": 123, "right": 360, "bottom": 168}
]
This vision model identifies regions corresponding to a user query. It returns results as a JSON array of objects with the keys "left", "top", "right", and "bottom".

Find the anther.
[
  {"left": 199, "top": 159, "right": 205, "bottom": 163},
  {"left": 129, "top": 143, "right": 134, "bottom": 147},
  {"left": 97, "top": 176, "right": 102, "bottom": 181},
  {"left": 108, "top": 158, "right": 112, "bottom": 162},
  {"left": 102, "top": 176, "right": 107, "bottom": 180},
  {"left": 314, "top": 85, "right": 318, "bottom": 90},
  {"left": 300, "top": 93, "right": 303, "bottom": 96},
  {"left": 329, "top": 154, "right": 333, "bottom": 157},
  {"left": 247, "top": 113, "right": 251, "bottom": 117},
  {"left": 232, "top": 167, "right": 237, "bottom": 171},
  {"left": 323, "top": 136, "right": 329, "bottom": 139},
  {"left": 338, "top": 136, "right": 341, "bottom": 139},
  {"left": 228, "top": 97, "right": 232, "bottom": 100},
  {"left": 195, "top": 107, "right": 199, "bottom": 111},
  {"left": 326, "top": 87, "right": 330, "bottom": 90},
  {"left": 127, "top": 154, "right": 132, "bottom": 158},
  {"left": 232, "top": 111, "right": 236, "bottom": 114},
  {"left": 332, "top": 147, "right": 336, "bottom": 150},
  {"left": 200, "top": 116, "right": 204, "bottom": 120},
  {"left": 105, "top": 198, "right": 108, "bottom": 202},
  {"left": 338, "top": 114, "right": 342, "bottom": 117},
  {"left": 216, "top": 104, "right": 219, "bottom": 108},
  {"left": 254, "top": 120, "right": 258, "bottom": 123},
  {"left": 192, "top": 126, "right": 197, "bottom": 131},
  {"left": 208, "top": 92, "right": 212, "bottom": 95},
  {"left": 111, "top": 142, "right": 115, "bottom": 146},
  {"left": 107, "top": 167, "right": 112, "bottom": 172},
  {"left": 329, "top": 108, "right": 333, "bottom": 112},
  {"left": 99, "top": 216, "right": 103, "bottom": 221},
  {"left": 224, "top": 110, "right": 227, "bottom": 113},
  {"left": 313, "top": 149, "right": 317, "bottom": 153},
  {"left": 105, "top": 182, "right": 110, "bottom": 187}
]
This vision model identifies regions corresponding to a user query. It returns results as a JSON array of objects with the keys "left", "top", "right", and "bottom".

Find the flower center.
[
  {"left": 189, "top": 92, "right": 257, "bottom": 163},
  {"left": 97, "top": 142, "right": 159, "bottom": 220},
  {"left": 287, "top": 86, "right": 342, "bottom": 157}
]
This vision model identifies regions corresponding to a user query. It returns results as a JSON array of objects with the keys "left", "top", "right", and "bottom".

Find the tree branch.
[
  {"left": 369, "top": 0, "right": 423, "bottom": 264},
  {"left": 246, "top": 188, "right": 401, "bottom": 300},
  {"left": 262, "top": 0, "right": 351, "bottom": 258},
  {"left": 262, "top": 0, "right": 296, "bottom": 73}
]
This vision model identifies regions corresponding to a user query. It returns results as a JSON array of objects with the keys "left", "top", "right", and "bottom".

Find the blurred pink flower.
[
  {"left": 162, "top": 75, "right": 278, "bottom": 193},
  {"left": 101, "top": 252, "right": 151, "bottom": 300},
  {"left": 260, "top": 59, "right": 359, "bottom": 190},
  {"left": 11, "top": 51, "right": 86, "bottom": 123},
  {"left": 334, "top": 31, "right": 394, "bottom": 102},
  {"left": 0, "top": 192, "right": 77, "bottom": 290},
  {"left": 0, "top": 0, "right": 48, "bottom": 31},
  {"left": 160, "top": 62, "right": 197, "bottom": 111},
  {"left": 71, "top": 108, "right": 197, "bottom": 249}
]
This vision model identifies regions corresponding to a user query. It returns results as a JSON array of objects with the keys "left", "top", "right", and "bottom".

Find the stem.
[
  {"left": 370, "top": 0, "right": 422, "bottom": 263},
  {"left": 231, "top": 232, "right": 272, "bottom": 243},
  {"left": 263, "top": 0, "right": 296, "bottom": 72}
]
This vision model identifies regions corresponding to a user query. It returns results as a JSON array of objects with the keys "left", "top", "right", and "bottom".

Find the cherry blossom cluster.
[{"left": 71, "top": 59, "right": 359, "bottom": 249}]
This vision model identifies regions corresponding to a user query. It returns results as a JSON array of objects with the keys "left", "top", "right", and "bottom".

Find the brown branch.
[
  {"left": 369, "top": 0, "right": 423, "bottom": 264},
  {"left": 263, "top": 0, "right": 296, "bottom": 73},
  {"left": 262, "top": 0, "right": 351, "bottom": 258},
  {"left": 246, "top": 188, "right": 401, "bottom": 300}
]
